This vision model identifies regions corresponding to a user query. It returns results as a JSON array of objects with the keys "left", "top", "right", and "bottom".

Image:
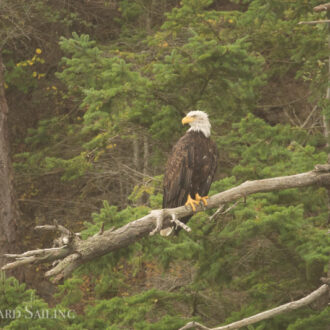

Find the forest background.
[{"left": 0, "top": 0, "right": 329, "bottom": 329}]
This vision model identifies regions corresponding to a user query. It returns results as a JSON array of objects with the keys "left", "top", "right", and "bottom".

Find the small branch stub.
[
  {"left": 94, "top": 223, "right": 105, "bottom": 236},
  {"left": 314, "top": 164, "right": 330, "bottom": 172}
]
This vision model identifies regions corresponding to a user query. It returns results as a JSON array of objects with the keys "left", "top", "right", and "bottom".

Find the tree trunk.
[
  {"left": 326, "top": 16, "right": 330, "bottom": 224},
  {"left": 143, "top": 135, "right": 149, "bottom": 176},
  {"left": 0, "top": 53, "right": 19, "bottom": 268},
  {"left": 133, "top": 137, "right": 139, "bottom": 170}
]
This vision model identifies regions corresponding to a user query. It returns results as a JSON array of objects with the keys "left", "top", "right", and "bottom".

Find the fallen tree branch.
[
  {"left": 2, "top": 165, "right": 330, "bottom": 282},
  {"left": 179, "top": 284, "right": 329, "bottom": 330},
  {"left": 3, "top": 246, "right": 70, "bottom": 271}
]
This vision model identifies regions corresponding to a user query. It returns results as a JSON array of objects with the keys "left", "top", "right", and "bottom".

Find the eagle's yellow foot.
[
  {"left": 185, "top": 194, "right": 199, "bottom": 212},
  {"left": 195, "top": 193, "right": 208, "bottom": 206}
]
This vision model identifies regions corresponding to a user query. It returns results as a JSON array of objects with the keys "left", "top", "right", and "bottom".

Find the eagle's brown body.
[{"left": 163, "top": 130, "right": 218, "bottom": 227}]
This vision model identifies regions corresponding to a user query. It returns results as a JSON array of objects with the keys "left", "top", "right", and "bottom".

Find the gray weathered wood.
[{"left": 2, "top": 166, "right": 330, "bottom": 282}]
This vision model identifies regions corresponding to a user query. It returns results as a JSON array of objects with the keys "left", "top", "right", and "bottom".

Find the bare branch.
[
  {"left": 180, "top": 321, "right": 210, "bottom": 330},
  {"left": 301, "top": 105, "right": 318, "bottom": 129},
  {"left": 209, "top": 204, "right": 225, "bottom": 221},
  {"left": 94, "top": 223, "right": 105, "bottom": 236},
  {"left": 171, "top": 214, "right": 191, "bottom": 232},
  {"left": 2, "top": 256, "right": 38, "bottom": 271},
  {"left": 35, "top": 223, "right": 71, "bottom": 236},
  {"left": 45, "top": 253, "right": 81, "bottom": 280},
  {"left": 1, "top": 165, "right": 330, "bottom": 282},
  {"left": 2, "top": 246, "right": 70, "bottom": 271},
  {"left": 4, "top": 246, "right": 67, "bottom": 259},
  {"left": 314, "top": 3, "right": 330, "bottom": 12},
  {"left": 321, "top": 277, "right": 330, "bottom": 285},
  {"left": 298, "top": 19, "right": 330, "bottom": 25},
  {"left": 210, "top": 199, "right": 242, "bottom": 221},
  {"left": 179, "top": 284, "right": 329, "bottom": 330}
]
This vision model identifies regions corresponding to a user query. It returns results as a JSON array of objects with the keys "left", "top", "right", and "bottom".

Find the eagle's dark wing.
[
  {"left": 199, "top": 139, "right": 219, "bottom": 197},
  {"left": 163, "top": 134, "right": 194, "bottom": 209}
]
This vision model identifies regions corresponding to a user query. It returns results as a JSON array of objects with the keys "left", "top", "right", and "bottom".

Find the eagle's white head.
[{"left": 182, "top": 110, "right": 211, "bottom": 138}]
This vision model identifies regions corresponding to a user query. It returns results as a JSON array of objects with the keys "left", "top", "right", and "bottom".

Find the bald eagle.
[{"left": 161, "top": 110, "right": 218, "bottom": 235}]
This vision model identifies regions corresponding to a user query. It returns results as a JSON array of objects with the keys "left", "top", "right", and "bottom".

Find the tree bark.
[
  {"left": 133, "top": 137, "right": 139, "bottom": 170},
  {"left": 143, "top": 135, "right": 149, "bottom": 175},
  {"left": 324, "top": 10, "right": 330, "bottom": 224},
  {"left": 1, "top": 165, "right": 330, "bottom": 282},
  {"left": 0, "top": 53, "right": 19, "bottom": 268}
]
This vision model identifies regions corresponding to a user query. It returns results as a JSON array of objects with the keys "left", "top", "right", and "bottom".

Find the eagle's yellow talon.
[
  {"left": 195, "top": 193, "right": 208, "bottom": 206},
  {"left": 185, "top": 194, "right": 199, "bottom": 212}
]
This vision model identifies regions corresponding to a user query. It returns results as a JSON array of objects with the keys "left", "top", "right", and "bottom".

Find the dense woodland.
[{"left": 0, "top": 0, "right": 330, "bottom": 329}]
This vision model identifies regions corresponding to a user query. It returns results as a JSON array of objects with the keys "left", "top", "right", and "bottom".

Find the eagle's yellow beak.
[{"left": 182, "top": 116, "right": 195, "bottom": 125}]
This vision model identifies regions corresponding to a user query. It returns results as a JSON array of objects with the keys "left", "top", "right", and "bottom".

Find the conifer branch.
[
  {"left": 1, "top": 165, "right": 330, "bottom": 282},
  {"left": 179, "top": 284, "right": 329, "bottom": 330}
]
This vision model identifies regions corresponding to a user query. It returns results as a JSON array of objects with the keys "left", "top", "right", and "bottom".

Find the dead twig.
[
  {"left": 210, "top": 199, "right": 242, "bottom": 221},
  {"left": 298, "top": 19, "right": 330, "bottom": 25}
]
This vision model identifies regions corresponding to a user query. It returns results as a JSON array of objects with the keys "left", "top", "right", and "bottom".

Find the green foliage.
[
  {"left": 0, "top": 274, "right": 35, "bottom": 329},
  {"left": 0, "top": 274, "right": 75, "bottom": 329},
  {"left": 4, "top": 56, "right": 39, "bottom": 93},
  {"left": 18, "top": 0, "right": 266, "bottom": 178},
  {"left": 218, "top": 114, "right": 327, "bottom": 179},
  {"left": 44, "top": 155, "right": 92, "bottom": 181},
  {"left": 287, "top": 307, "right": 330, "bottom": 330},
  {"left": 149, "top": 0, "right": 266, "bottom": 134},
  {"left": 82, "top": 289, "right": 187, "bottom": 330},
  {"left": 128, "top": 175, "right": 163, "bottom": 207},
  {"left": 86, "top": 200, "right": 150, "bottom": 236},
  {"left": 54, "top": 278, "right": 84, "bottom": 307},
  {"left": 119, "top": 0, "right": 144, "bottom": 23}
]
